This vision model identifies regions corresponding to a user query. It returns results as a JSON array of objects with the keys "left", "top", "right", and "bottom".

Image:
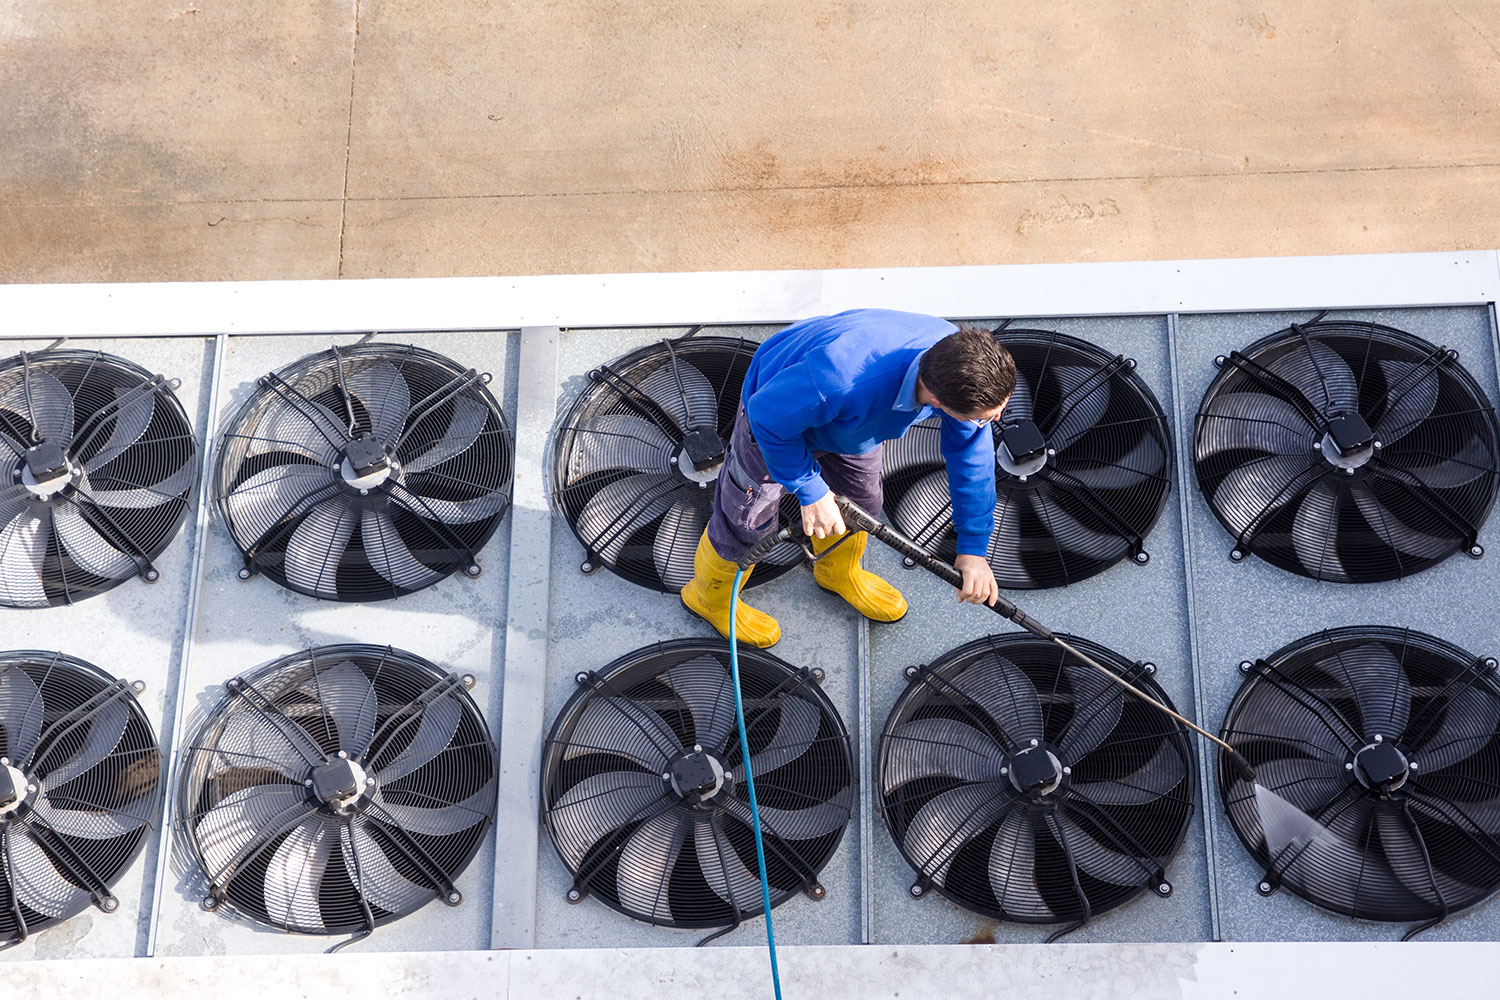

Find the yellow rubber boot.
[
  {"left": 811, "top": 530, "right": 908, "bottom": 622},
  {"left": 680, "top": 531, "right": 781, "bottom": 648}
]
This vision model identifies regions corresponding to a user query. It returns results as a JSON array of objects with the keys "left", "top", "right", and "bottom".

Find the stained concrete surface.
[{"left": 4, "top": 1, "right": 1500, "bottom": 282}]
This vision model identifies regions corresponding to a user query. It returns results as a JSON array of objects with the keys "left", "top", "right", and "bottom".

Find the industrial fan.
[
  {"left": 552, "top": 334, "right": 803, "bottom": 592},
  {"left": 879, "top": 633, "right": 1194, "bottom": 935},
  {"left": 882, "top": 327, "right": 1173, "bottom": 589},
  {"left": 1220, "top": 626, "right": 1500, "bottom": 935},
  {"left": 0, "top": 349, "right": 197, "bottom": 607},
  {"left": 1194, "top": 318, "right": 1500, "bottom": 582},
  {"left": 0, "top": 650, "right": 161, "bottom": 948},
  {"left": 178, "top": 645, "right": 497, "bottom": 944},
  {"left": 542, "top": 639, "right": 852, "bottom": 933},
  {"left": 214, "top": 343, "right": 512, "bottom": 601}
]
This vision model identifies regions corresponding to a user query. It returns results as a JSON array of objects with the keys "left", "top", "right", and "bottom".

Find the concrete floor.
[{"left": 2, "top": 1, "right": 1500, "bottom": 282}]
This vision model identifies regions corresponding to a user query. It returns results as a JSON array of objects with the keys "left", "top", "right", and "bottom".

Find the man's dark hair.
[{"left": 919, "top": 324, "right": 1017, "bottom": 415}]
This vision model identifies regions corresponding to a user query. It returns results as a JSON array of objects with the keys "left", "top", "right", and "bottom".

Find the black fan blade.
[
  {"left": 0, "top": 369, "right": 74, "bottom": 448},
  {"left": 263, "top": 815, "right": 336, "bottom": 931},
  {"left": 1031, "top": 492, "right": 1128, "bottom": 560},
  {"left": 0, "top": 430, "right": 23, "bottom": 457},
  {"left": 215, "top": 709, "right": 325, "bottom": 781},
  {"left": 1004, "top": 370, "right": 1034, "bottom": 423},
  {"left": 881, "top": 717, "right": 1005, "bottom": 794},
  {"left": 403, "top": 394, "right": 489, "bottom": 474},
  {"left": 636, "top": 360, "right": 717, "bottom": 434},
  {"left": 1055, "top": 660, "right": 1124, "bottom": 761},
  {"left": 222, "top": 464, "right": 338, "bottom": 546},
  {"left": 902, "top": 784, "right": 1013, "bottom": 884},
  {"left": 1424, "top": 794, "right": 1500, "bottom": 837},
  {"left": 1263, "top": 339, "right": 1357, "bottom": 414},
  {"left": 1292, "top": 478, "right": 1348, "bottom": 580},
  {"left": 660, "top": 654, "right": 737, "bottom": 752},
  {"left": 883, "top": 418, "right": 942, "bottom": 477},
  {"left": 399, "top": 485, "right": 509, "bottom": 526},
  {"left": 1313, "top": 643, "right": 1410, "bottom": 742},
  {"left": 1246, "top": 756, "right": 1350, "bottom": 814},
  {"left": 361, "top": 509, "right": 444, "bottom": 592},
  {"left": 5, "top": 825, "right": 92, "bottom": 918},
  {"left": 956, "top": 651, "right": 1044, "bottom": 749},
  {"left": 37, "top": 696, "right": 129, "bottom": 787},
  {"left": 1411, "top": 682, "right": 1500, "bottom": 773},
  {"left": 196, "top": 785, "right": 311, "bottom": 878},
  {"left": 1372, "top": 807, "right": 1462, "bottom": 908},
  {"left": 695, "top": 818, "right": 763, "bottom": 912},
  {"left": 372, "top": 695, "right": 462, "bottom": 784},
  {"left": 243, "top": 396, "right": 348, "bottom": 465},
  {"left": 1228, "top": 673, "right": 1357, "bottom": 759},
  {"left": 1054, "top": 811, "right": 1150, "bottom": 886},
  {"left": 615, "top": 809, "right": 688, "bottom": 922},
  {"left": 1047, "top": 366, "right": 1111, "bottom": 455},
  {"left": 723, "top": 787, "right": 852, "bottom": 841},
  {"left": 0, "top": 507, "right": 49, "bottom": 607},
  {"left": 562, "top": 696, "right": 681, "bottom": 772},
  {"left": 1063, "top": 433, "right": 1165, "bottom": 491},
  {"left": 1210, "top": 454, "right": 1321, "bottom": 532},
  {"left": 341, "top": 820, "right": 435, "bottom": 913},
  {"left": 1199, "top": 392, "right": 1316, "bottom": 456},
  {"left": 31, "top": 792, "right": 148, "bottom": 840},
  {"left": 549, "top": 771, "right": 670, "bottom": 867},
  {"left": 1352, "top": 485, "right": 1453, "bottom": 561},
  {"left": 575, "top": 472, "right": 681, "bottom": 564},
  {"left": 891, "top": 469, "right": 951, "bottom": 545},
  {"left": 1372, "top": 360, "right": 1439, "bottom": 447},
  {"left": 53, "top": 502, "right": 137, "bottom": 580},
  {"left": 79, "top": 456, "right": 197, "bottom": 510},
  {"left": 345, "top": 361, "right": 411, "bottom": 444},
  {"left": 283, "top": 500, "right": 357, "bottom": 599},
  {"left": 988, "top": 812, "right": 1054, "bottom": 920},
  {"left": 746, "top": 696, "right": 822, "bottom": 777},
  {"left": 0, "top": 663, "right": 44, "bottom": 763},
  {"left": 82, "top": 387, "right": 154, "bottom": 471},
  {"left": 373, "top": 777, "right": 495, "bottom": 836},
  {"left": 1398, "top": 433, "right": 1493, "bottom": 488},
  {"left": 652, "top": 500, "right": 708, "bottom": 591},
  {"left": 985, "top": 496, "right": 1033, "bottom": 587},
  {"left": 567, "top": 414, "right": 676, "bottom": 479},
  {"left": 1072, "top": 740, "right": 1188, "bottom": 806},
  {"left": 301, "top": 660, "right": 377, "bottom": 757}
]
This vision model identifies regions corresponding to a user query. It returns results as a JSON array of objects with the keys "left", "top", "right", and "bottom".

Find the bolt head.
[
  {"left": 1030, "top": 738, "right": 1039, "bottom": 747},
  {"left": 693, "top": 744, "right": 702, "bottom": 753},
  {"left": 1410, "top": 761, "right": 1419, "bottom": 770},
  {"left": 1345, "top": 762, "right": 1355, "bottom": 770},
  {"left": 910, "top": 885, "right": 923, "bottom": 897},
  {"left": 305, "top": 778, "right": 315, "bottom": 786},
  {"left": 1062, "top": 766, "right": 1071, "bottom": 775},
  {"left": 27, "top": 784, "right": 36, "bottom": 793},
  {"left": 448, "top": 892, "right": 461, "bottom": 903},
  {"left": 1374, "top": 734, "right": 1382, "bottom": 742},
  {"left": 338, "top": 749, "right": 348, "bottom": 758},
  {"left": 1000, "top": 766, "right": 1009, "bottom": 775},
  {"left": 1018, "top": 474, "right": 1027, "bottom": 482},
  {"left": 724, "top": 771, "right": 733, "bottom": 780},
  {"left": 1259, "top": 881, "right": 1272, "bottom": 892}
]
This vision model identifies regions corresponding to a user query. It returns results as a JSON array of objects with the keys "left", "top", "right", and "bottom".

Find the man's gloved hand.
[
  {"left": 801, "top": 493, "right": 848, "bottom": 539},
  {"left": 954, "top": 553, "right": 998, "bottom": 606}
]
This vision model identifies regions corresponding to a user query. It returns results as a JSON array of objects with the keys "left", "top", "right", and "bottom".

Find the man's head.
[{"left": 918, "top": 324, "right": 1017, "bottom": 422}]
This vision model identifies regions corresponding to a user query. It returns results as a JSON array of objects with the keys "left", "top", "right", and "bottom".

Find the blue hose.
[{"left": 728, "top": 567, "right": 784, "bottom": 1000}]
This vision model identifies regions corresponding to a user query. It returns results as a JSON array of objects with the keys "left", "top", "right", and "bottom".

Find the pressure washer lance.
[{"left": 738, "top": 496, "right": 1258, "bottom": 783}]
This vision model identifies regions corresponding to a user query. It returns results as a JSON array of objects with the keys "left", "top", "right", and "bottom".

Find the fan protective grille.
[
  {"left": 0, "top": 650, "right": 161, "bottom": 944},
  {"left": 552, "top": 335, "right": 803, "bottom": 592},
  {"left": 882, "top": 328, "right": 1173, "bottom": 589},
  {"left": 542, "top": 639, "right": 853, "bottom": 929},
  {"left": 879, "top": 633, "right": 1194, "bottom": 929},
  {"left": 178, "top": 644, "right": 498, "bottom": 935},
  {"left": 214, "top": 343, "right": 513, "bottom": 602},
  {"left": 0, "top": 349, "right": 197, "bottom": 607},
  {"left": 1194, "top": 320, "right": 1500, "bottom": 582},
  {"left": 1220, "top": 626, "right": 1500, "bottom": 925}
]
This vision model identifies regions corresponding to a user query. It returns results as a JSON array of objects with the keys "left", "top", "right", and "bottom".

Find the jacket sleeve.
[
  {"left": 940, "top": 417, "right": 998, "bottom": 557},
  {"left": 743, "top": 362, "right": 836, "bottom": 505}
]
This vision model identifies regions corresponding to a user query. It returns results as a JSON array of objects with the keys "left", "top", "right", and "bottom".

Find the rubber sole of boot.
[
  {"left": 813, "top": 582, "right": 909, "bottom": 624},
  {"left": 679, "top": 593, "right": 781, "bottom": 647}
]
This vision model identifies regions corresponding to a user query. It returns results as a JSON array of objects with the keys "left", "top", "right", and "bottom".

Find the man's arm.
[{"left": 940, "top": 417, "right": 1000, "bottom": 605}]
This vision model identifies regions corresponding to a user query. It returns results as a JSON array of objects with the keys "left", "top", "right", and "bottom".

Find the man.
[{"left": 680, "top": 309, "right": 1017, "bottom": 647}]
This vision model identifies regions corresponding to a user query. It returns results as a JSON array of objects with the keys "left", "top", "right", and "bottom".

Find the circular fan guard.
[
  {"left": 1194, "top": 320, "right": 1500, "bottom": 582},
  {"left": 879, "top": 633, "right": 1194, "bottom": 930},
  {"left": 882, "top": 328, "right": 1173, "bottom": 589},
  {"left": 0, "top": 650, "right": 161, "bottom": 945},
  {"left": 552, "top": 335, "right": 804, "bottom": 592},
  {"left": 178, "top": 644, "right": 498, "bottom": 936},
  {"left": 215, "top": 343, "right": 513, "bottom": 602},
  {"left": 1219, "top": 626, "right": 1500, "bottom": 928},
  {"left": 0, "top": 349, "right": 197, "bottom": 607},
  {"left": 542, "top": 638, "right": 853, "bottom": 929}
]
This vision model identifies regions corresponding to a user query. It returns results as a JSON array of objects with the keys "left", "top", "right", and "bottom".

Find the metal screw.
[
  {"left": 27, "top": 784, "right": 36, "bottom": 793},
  {"left": 1062, "top": 766, "right": 1072, "bottom": 775},
  {"left": 1, "top": 757, "right": 7, "bottom": 766},
  {"left": 1259, "top": 881, "right": 1272, "bottom": 893},
  {"left": 101, "top": 897, "right": 118, "bottom": 912},
  {"left": 1018, "top": 475, "right": 1027, "bottom": 482},
  {"left": 1030, "top": 738, "right": 1039, "bottom": 747},
  {"left": 447, "top": 892, "right": 462, "bottom": 904},
  {"left": 1158, "top": 882, "right": 1171, "bottom": 895},
  {"left": 338, "top": 750, "right": 348, "bottom": 758},
  {"left": 144, "top": 570, "right": 159, "bottom": 581},
  {"left": 1000, "top": 767, "right": 1009, "bottom": 775},
  {"left": 567, "top": 889, "right": 582, "bottom": 902},
  {"left": 366, "top": 778, "right": 376, "bottom": 786},
  {"left": 305, "top": 778, "right": 314, "bottom": 786},
  {"left": 1344, "top": 467, "right": 1354, "bottom": 475},
  {"left": 909, "top": 884, "right": 924, "bottom": 898},
  {"left": 580, "top": 561, "right": 594, "bottom": 573},
  {"left": 1374, "top": 734, "right": 1382, "bottom": 742},
  {"left": 1345, "top": 762, "right": 1354, "bottom": 770},
  {"left": 360, "top": 488, "right": 369, "bottom": 495},
  {"left": 693, "top": 744, "right": 702, "bottom": 753},
  {"left": 1230, "top": 549, "right": 1244, "bottom": 561},
  {"left": 1409, "top": 761, "right": 1419, "bottom": 770},
  {"left": 697, "top": 481, "right": 707, "bottom": 489},
  {"left": 237, "top": 568, "right": 252, "bottom": 580},
  {"left": 467, "top": 564, "right": 481, "bottom": 576},
  {"left": 1047, "top": 448, "right": 1056, "bottom": 457},
  {"left": 1373, "top": 441, "right": 1382, "bottom": 449},
  {"left": 725, "top": 771, "right": 733, "bottom": 780},
  {"left": 662, "top": 772, "right": 670, "bottom": 781}
]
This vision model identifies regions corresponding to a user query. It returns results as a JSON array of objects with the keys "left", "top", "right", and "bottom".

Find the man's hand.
[
  {"left": 801, "top": 493, "right": 847, "bottom": 539},
  {"left": 954, "top": 553, "right": 998, "bottom": 606}
]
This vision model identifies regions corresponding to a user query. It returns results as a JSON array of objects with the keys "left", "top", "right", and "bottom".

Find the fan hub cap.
[
  {"left": 1353, "top": 740, "right": 1409, "bottom": 790},
  {"left": 669, "top": 750, "right": 726, "bottom": 800},
  {"left": 1318, "top": 413, "right": 1376, "bottom": 470},
  {"left": 309, "top": 757, "right": 371, "bottom": 811},
  {"left": 996, "top": 420, "right": 1050, "bottom": 478},
  {"left": 674, "top": 447, "right": 721, "bottom": 484},
  {"left": 0, "top": 762, "right": 33, "bottom": 818},
  {"left": 340, "top": 435, "right": 397, "bottom": 489},
  {"left": 1007, "top": 745, "right": 1064, "bottom": 795},
  {"left": 20, "top": 442, "right": 79, "bottom": 498}
]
